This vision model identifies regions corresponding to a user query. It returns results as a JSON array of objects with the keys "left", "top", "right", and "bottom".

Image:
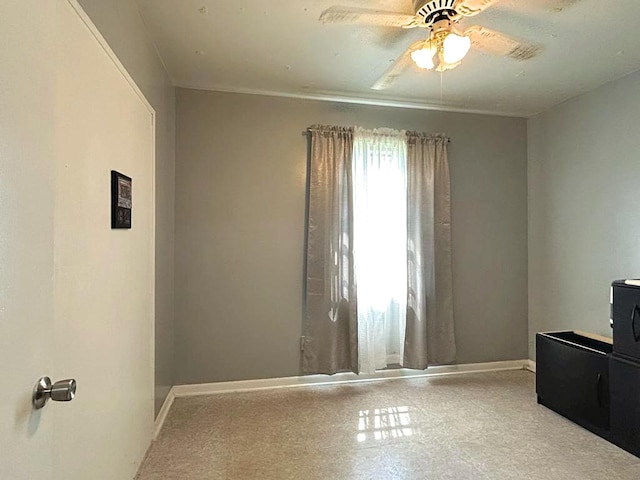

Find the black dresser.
[
  {"left": 536, "top": 280, "right": 640, "bottom": 458},
  {"left": 609, "top": 280, "right": 640, "bottom": 457}
]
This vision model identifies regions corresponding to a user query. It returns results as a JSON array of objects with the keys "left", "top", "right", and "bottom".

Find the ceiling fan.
[{"left": 320, "top": 0, "right": 563, "bottom": 90}]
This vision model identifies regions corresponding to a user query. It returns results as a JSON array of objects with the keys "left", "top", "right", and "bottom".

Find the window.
[
  {"left": 303, "top": 125, "right": 454, "bottom": 376},
  {"left": 353, "top": 128, "right": 408, "bottom": 373}
]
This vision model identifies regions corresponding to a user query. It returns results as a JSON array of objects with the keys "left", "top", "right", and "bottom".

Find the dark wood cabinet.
[
  {"left": 610, "top": 354, "right": 640, "bottom": 457},
  {"left": 536, "top": 282, "right": 640, "bottom": 459},
  {"left": 536, "top": 331, "right": 612, "bottom": 438}
]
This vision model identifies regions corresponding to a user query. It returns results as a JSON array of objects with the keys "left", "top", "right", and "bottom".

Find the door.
[
  {"left": 0, "top": 1, "right": 57, "bottom": 478},
  {"left": 1, "top": 1, "right": 155, "bottom": 479}
]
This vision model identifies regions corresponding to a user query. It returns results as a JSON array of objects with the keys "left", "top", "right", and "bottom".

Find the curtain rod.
[{"left": 301, "top": 130, "right": 451, "bottom": 143}]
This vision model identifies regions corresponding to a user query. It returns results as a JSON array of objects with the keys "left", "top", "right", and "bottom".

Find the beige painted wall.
[
  {"left": 78, "top": 0, "right": 175, "bottom": 414},
  {"left": 528, "top": 69, "right": 640, "bottom": 359},
  {"left": 174, "top": 88, "right": 529, "bottom": 385},
  {"left": 53, "top": 3, "right": 155, "bottom": 476}
]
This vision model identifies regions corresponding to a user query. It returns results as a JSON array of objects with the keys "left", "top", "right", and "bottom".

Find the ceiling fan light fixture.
[
  {"left": 442, "top": 33, "right": 471, "bottom": 64},
  {"left": 411, "top": 45, "right": 437, "bottom": 69}
]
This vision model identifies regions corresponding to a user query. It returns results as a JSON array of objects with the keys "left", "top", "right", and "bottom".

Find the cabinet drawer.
[
  {"left": 610, "top": 354, "right": 640, "bottom": 457},
  {"left": 536, "top": 332, "right": 611, "bottom": 436},
  {"left": 612, "top": 283, "right": 640, "bottom": 361}
]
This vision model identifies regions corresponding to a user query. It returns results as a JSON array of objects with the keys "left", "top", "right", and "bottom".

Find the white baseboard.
[
  {"left": 153, "top": 388, "right": 175, "bottom": 440},
  {"left": 527, "top": 360, "right": 536, "bottom": 373},
  {"left": 171, "top": 359, "right": 531, "bottom": 398}
]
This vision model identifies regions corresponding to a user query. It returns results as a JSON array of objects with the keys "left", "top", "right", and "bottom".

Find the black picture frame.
[{"left": 111, "top": 170, "right": 132, "bottom": 229}]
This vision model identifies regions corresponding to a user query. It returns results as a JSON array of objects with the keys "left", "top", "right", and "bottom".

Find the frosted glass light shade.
[
  {"left": 411, "top": 46, "right": 436, "bottom": 70},
  {"left": 443, "top": 33, "right": 471, "bottom": 64}
]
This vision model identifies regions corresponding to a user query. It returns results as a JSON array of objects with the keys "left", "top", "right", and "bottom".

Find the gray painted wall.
[
  {"left": 174, "top": 88, "right": 528, "bottom": 385},
  {"left": 78, "top": 0, "right": 175, "bottom": 414},
  {"left": 528, "top": 70, "right": 640, "bottom": 359}
]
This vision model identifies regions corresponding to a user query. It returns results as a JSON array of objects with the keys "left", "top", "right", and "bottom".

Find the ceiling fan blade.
[
  {"left": 455, "top": 0, "right": 501, "bottom": 17},
  {"left": 465, "top": 26, "right": 542, "bottom": 60},
  {"left": 320, "top": 6, "right": 420, "bottom": 28},
  {"left": 371, "top": 41, "right": 423, "bottom": 90}
]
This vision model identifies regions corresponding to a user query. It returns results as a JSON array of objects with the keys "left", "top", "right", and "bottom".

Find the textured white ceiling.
[{"left": 136, "top": 0, "right": 640, "bottom": 116}]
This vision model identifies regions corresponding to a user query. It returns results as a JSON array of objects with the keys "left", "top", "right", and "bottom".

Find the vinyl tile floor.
[{"left": 136, "top": 370, "right": 640, "bottom": 479}]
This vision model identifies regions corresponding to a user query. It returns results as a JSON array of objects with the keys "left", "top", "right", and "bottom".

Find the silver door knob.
[{"left": 32, "top": 377, "right": 77, "bottom": 409}]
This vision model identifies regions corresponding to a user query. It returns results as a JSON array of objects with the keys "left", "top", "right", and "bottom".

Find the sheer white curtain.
[{"left": 352, "top": 127, "right": 408, "bottom": 374}]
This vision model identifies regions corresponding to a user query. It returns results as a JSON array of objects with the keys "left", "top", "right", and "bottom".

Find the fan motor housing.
[{"left": 414, "top": 0, "right": 460, "bottom": 27}]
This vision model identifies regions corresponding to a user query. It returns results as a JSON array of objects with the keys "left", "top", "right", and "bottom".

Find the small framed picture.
[{"left": 111, "top": 170, "right": 132, "bottom": 229}]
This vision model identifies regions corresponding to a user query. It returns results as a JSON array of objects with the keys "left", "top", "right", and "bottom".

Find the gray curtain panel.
[
  {"left": 303, "top": 126, "right": 358, "bottom": 374},
  {"left": 405, "top": 133, "right": 456, "bottom": 369}
]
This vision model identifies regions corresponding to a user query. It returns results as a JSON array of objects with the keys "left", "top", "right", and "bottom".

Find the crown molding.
[{"left": 174, "top": 82, "right": 528, "bottom": 118}]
